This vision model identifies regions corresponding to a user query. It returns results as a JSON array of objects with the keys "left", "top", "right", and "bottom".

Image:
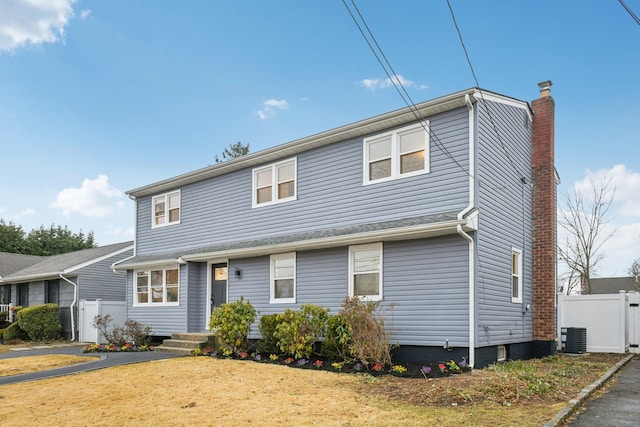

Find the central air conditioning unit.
[{"left": 562, "top": 327, "right": 587, "bottom": 354}]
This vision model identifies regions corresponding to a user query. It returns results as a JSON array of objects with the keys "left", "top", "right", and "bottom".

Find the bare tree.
[
  {"left": 558, "top": 177, "right": 615, "bottom": 294},
  {"left": 629, "top": 258, "right": 640, "bottom": 280}
]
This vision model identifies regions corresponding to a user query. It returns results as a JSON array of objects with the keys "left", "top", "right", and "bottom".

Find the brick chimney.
[{"left": 531, "top": 80, "right": 557, "bottom": 357}]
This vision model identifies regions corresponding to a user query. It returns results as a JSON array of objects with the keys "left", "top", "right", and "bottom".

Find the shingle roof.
[
  {"left": 115, "top": 212, "right": 462, "bottom": 268},
  {"left": 0, "top": 252, "right": 44, "bottom": 278},
  {"left": 589, "top": 277, "right": 640, "bottom": 294},
  {"left": 0, "top": 241, "right": 133, "bottom": 283}
]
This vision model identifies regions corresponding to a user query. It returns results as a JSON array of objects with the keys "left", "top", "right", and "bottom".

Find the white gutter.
[
  {"left": 59, "top": 273, "right": 77, "bottom": 342},
  {"left": 457, "top": 94, "right": 476, "bottom": 368}
]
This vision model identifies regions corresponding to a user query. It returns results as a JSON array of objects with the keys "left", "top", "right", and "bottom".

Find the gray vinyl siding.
[
  {"left": 225, "top": 237, "right": 468, "bottom": 346},
  {"left": 126, "top": 265, "right": 188, "bottom": 336},
  {"left": 74, "top": 249, "right": 132, "bottom": 301},
  {"left": 134, "top": 107, "right": 470, "bottom": 256},
  {"left": 475, "top": 99, "right": 533, "bottom": 347},
  {"left": 186, "top": 262, "right": 207, "bottom": 332}
]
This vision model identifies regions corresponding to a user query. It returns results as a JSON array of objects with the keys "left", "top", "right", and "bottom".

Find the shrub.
[
  {"left": 258, "top": 314, "right": 282, "bottom": 354},
  {"left": 92, "top": 314, "right": 127, "bottom": 346},
  {"left": 17, "top": 303, "right": 62, "bottom": 341},
  {"left": 3, "top": 320, "right": 29, "bottom": 341},
  {"left": 0, "top": 311, "right": 7, "bottom": 322},
  {"left": 209, "top": 296, "right": 257, "bottom": 356},
  {"left": 321, "top": 314, "right": 353, "bottom": 361},
  {"left": 274, "top": 304, "right": 329, "bottom": 359},
  {"left": 92, "top": 315, "right": 153, "bottom": 346},
  {"left": 123, "top": 319, "right": 152, "bottom": 346},
  {"left": 339, "top": 296, "right": 392, "bottom": 367}
]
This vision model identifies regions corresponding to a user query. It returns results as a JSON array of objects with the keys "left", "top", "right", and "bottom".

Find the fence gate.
[
  {"left": 628, "top": 292, "right": 640, "bottom": 354},
  {"left": 79, "top": 299, "right": 127, "bottom": 344}
]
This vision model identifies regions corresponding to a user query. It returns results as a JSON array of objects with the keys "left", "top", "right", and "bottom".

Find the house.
[
  {"left": 113, "top": 81, "right": 558, "bottom": 368},
  {"left": 0, "top": 241, "right": 133, "bottom": 339},
  {"left": 587, "top": 277, "right": 640, "bottom": 294}
]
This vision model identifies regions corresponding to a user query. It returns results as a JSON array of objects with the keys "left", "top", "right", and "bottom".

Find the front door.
[{"left": 211, "top": 263, "right": 228, "bottom": 313}]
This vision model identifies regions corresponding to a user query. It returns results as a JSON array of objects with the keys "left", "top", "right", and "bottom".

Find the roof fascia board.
[
  {"left": 113, "top": 258, "right": 183, "bottom": 271},
  {"left": 0, "top": 271, "right": 69, "bottom": 284},
  {"left": 127, "top": 89, "right": 476, "bottom": 198},
  {"left": 471, "top": 90, "right": 533, "bottom": 121}
]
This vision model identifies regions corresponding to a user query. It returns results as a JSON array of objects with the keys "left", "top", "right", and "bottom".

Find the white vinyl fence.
[
  {"left": 558, "top": 291, "right": 640, "bottom": 354},
  {"left": 79, "top": 299, "right": 127, "bottom": 344}
]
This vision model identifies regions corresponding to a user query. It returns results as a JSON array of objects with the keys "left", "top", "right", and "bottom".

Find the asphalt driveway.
[
  {"left": 569, "top": 356, "right": 640, "bottom": 426},
  {"left": 0, "top": 344, "right": 183, "bottom": 385}
]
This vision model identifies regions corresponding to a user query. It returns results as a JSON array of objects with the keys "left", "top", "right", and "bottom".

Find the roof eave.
[
  {"left": 126, "top": 88, "right": 478, "bottom": 198},
  {"left": 115, "top": 217, "right": 475, "bottom": 269}
]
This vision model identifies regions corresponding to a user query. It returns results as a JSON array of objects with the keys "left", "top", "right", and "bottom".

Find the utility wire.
[
  {"left": 618, "top": 0, "right": 640, "bottom": 26},
  {"left": 446, "top": 0, "right": 526, "bottom": 183},
  {"left": 342, "top": 0, "right": 473, "bottom": 179}
]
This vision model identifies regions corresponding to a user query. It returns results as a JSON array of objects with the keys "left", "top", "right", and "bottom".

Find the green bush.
[
  {"left": 209, "top": 296, "right": 257, "bottom": 356},
  {"left": 258, "top": 314, "right": 283, "bottom": 354},
  {"left": 0, "top": 311, "right": 7, "bottom": 322},
  {"left": 321, "top": 314, "right": 353, "bottom": 361},
  {"left": 17, "top": 303, "right": 62, "bottom": 341},
  {"left": 3, "top": 321, "right": 29, "bottom": 341},
  {"left": 273, "top": 304, "right": 329, "bottom": 359}
]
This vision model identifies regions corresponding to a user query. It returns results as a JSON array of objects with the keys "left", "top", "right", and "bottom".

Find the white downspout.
[
  {"left": 59, "top": 273, "right": 77, "bottom": 342},
  {"left": 457, "top": 93, "right": 476, "bottom": 368}
]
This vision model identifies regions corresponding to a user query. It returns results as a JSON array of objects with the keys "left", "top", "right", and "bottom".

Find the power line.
[
  {"left": 618, "top": 0, "right": 640, "bottom": 26},
  {"left": 446, "top": 0, "right": 526, "bottom": 183},
  {"left": 342, "top": 0, "right": 473, "bottom": 179}
]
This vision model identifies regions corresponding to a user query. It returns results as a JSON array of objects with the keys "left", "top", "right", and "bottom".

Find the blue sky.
[{"left": 0, "top": 1, "right": 638, "bottom": 277}]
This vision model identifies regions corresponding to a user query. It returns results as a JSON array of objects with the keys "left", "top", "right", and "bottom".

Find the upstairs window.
[
  {"left": 135, "top": 267, "right": 180, "bottom": 305},
  {"left": 152, "top": 190, "right": 180, "bottom": 228},
  {"left": 349, "top": 243, "right": 383, "bottom": 301},
  {"left": 363, "top": 122, "right": 429, "bottom": 184},
  {"left": 253, "top": 158, "right": 297, "bottom": 207},
  {"left": 511, "top": 248, "right": 523, "bottom": 303},
  {"left": 270, "top": 252, "right": 296, "bottom": 303}
]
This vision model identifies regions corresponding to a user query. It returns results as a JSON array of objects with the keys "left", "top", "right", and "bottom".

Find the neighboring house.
[
  {"left": 0, "top": 242, "right": 133, "bottom": 339},
  {"left": 588, "top": 277, "right": 640, "bottom": 294},
  {"left": 114, "top": 82, "right": 558, "bottom": 368}
]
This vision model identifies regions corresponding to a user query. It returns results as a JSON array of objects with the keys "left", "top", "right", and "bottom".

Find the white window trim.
[
  {"left": 348, "top": 242, "right": 383, "bottom": 302},
  {"left": 511, "top": 248, "right": 523, "bottom": 304},
  {"left": 252, "top": 158, "right": 297, "bottom": 208},
  {"left": 151, "top": 190, "right": 181, "bottom": 229},
  {"left": 133, "top": 265, "right": 180, "bottom": 307},
  {"left": 363, "top": 121, "right": 430, "bottom": 185},
  {"left": 270, "top": 252, "right": 296, "bottom": 304}
]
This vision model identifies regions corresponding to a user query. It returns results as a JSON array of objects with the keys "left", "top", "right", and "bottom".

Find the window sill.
[
  {"left": 133, "top": 302, "right": 180, "bottom": 307},
  {"left": 252, "top": 196, "right": 297, "bottom": 209},
  {"left": 269, "top": 298, "right": 296, "bottom": 304}
]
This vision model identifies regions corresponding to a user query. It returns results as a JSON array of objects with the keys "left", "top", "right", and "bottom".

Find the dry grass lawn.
[
  {"left": 0, "top": 355, "right": 99, "bottom": 377},
  {"left": 0, "top": 353, "right": 628, "bottom": 426}
]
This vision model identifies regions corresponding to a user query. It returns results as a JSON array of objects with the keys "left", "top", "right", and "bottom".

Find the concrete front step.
[
  {"left": 172, "top": 332, "right": 214, "bottom": 342},
  {"left": 155, "top": 332, "right": 216, "bottom": 355},
  {"left": 155, "top": 346, "right": 194, "bottom": 355},
  {"left": 161, "top": 339, "right": 203, "bottom": 349}
]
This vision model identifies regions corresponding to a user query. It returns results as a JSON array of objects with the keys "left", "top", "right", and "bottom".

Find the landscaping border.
[{"left": 544, "top": 353, "right": 635, "bottom": 427}]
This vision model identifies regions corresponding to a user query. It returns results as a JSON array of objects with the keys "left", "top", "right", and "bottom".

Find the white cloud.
[
  {"left": 80, "top": 9, "right": 91, "bottom": 20},
  {"left": 357, "top": 74, "right": 427, "bottom": 91},
  {"left": 257, "top": 99, "right": 288, "bottom": 120},
  {"left": 51, "top": 175, "right": 125, "bottom": 218},
  {"left": 0, "top": 0, "right": 76, "bottom": 53}
]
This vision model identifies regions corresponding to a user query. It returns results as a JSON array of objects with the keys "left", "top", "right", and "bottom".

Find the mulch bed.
[{"left": 198, "top": 349, "right": 471, "bottom": 379}]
